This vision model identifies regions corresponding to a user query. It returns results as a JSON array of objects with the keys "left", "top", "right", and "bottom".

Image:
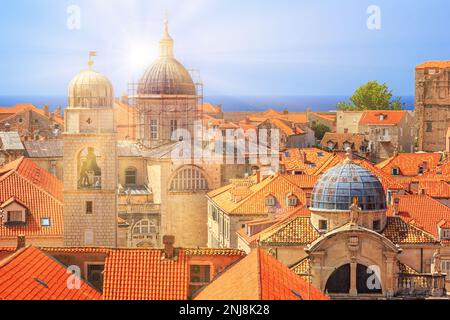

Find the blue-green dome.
[{"left": 310, "top": 162, "right": 387, "bottom": 212}]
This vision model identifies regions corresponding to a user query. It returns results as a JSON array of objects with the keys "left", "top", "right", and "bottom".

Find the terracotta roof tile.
[
  {"left": 376, "top": 153, "right": 442, "bottom": 177},
  {"left": 0, "top": 246, "right": 101, "bottom": 300},
  {"left": 359, "top": 110, "right": 407, "bottom": 126},
  {"left": 417, "top": 180, "right": 450, "bottom": 198},
  {"left": 195, "top": 249, "right": 328, "bottom": 300},
  {"left": 416, "top": 61, "right": 450, "bottom": 69},
  {"left": 382, "top": 216, "right": 437, "bottom": 244},
  {"left": 282, "top": 148, "right": 334, "bottom": 174},
  {"left": 208, "top": 174, "right": 307, "bottom": 216},
  {"left": 290, "top": 257, "right": 311, "bottom": 282},
  {"left": 387, "top": 195, "right": 450, "bottom": 239},
  {"left": 258, "top": 211, "right": 320, "bottom": 246},
  {"left": 103, "top": 249, "right": 189, "bottom": 300},
  {"left": 320, "top": 132, "right": 366, "bottom": 151},
  {"left": 0, "top": 158, "right": 63, "bottom": 239}
]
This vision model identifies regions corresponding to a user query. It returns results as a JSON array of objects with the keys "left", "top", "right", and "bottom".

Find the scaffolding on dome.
[{"left": 126, "top": 69, "right": 204, "bottom": 151}]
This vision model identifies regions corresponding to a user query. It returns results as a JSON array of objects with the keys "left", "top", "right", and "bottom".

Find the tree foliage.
[
  {"left": 337, "top": 81, "right": 404, "bottom": 111},
  {"left": 312, "top": 123, "right": 331, "bottom": 140}
]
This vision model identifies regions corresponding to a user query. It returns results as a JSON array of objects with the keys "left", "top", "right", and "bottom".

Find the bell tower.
[{"left": 63, "top": 52, "right": 118, "bottom": 247}]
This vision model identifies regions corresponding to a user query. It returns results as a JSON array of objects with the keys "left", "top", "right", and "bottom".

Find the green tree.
[
  {"left": 312, "top": 123, "right": 331, "bottom": 140},
  {"left": 337, "top": 81, "right": 405, "bottom": 111}
]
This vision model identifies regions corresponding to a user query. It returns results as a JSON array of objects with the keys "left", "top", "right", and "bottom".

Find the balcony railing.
[{"left": 396, "top": 274, "right": 447, "bottom": 298}]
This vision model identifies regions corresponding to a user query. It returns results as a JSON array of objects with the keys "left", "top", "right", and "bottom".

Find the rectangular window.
[
  {"left": 319, "top": 220, "right": 328, "bottom": 231},
  {"left": 170, "top": 120, "right": 178, "bottom": 137},
  {"left": 150, "top": 120, "right": 158, "bottom": 140},
  {"left": 426, "top": 122, "right": 433, "bottom": 132},
  {"left": 41, "top": 217, "right": 51, "bottom": 227},
  {"left": 373, "top": 220, "right": 381, "bottom": 231},
  {"left": 7, "top": 211, "right": 24, "bottom": 223},
  {"left": 86, "top": 201, "right": 93, "bottom": 215},
  {"left": 190, "top": 265, "right": 211, "bottom": 284},
  {"left": 87, "top": 264, "right": 105, "bottom": 291}
]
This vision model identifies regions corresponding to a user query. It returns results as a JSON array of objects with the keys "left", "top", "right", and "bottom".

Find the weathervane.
[{"left": 88, "top": 51, "right": 97, "bottom": 69}]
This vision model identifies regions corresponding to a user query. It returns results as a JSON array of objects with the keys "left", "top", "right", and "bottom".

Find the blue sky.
[{"left": 0, "top": 0, "right": 449, "bottom": 97}]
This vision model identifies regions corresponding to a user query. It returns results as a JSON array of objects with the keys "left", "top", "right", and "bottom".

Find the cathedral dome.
[
  {"left": 310, "top": 154, "right": 387, "bottom": 212},
  {"left": 68, "top": 56, "right": 114, "bottom": 108},
  {"left": 138, "top": 19, "right": 196, "bottom": 96}
]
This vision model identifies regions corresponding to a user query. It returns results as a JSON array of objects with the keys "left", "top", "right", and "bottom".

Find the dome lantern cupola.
[{"left": 138, "top": 18, "right": 197, "bottom": 96}]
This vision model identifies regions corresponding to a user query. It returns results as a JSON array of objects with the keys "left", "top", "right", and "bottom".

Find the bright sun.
[{"left": 128, "top": 44, "right": 157, "bottom": 72}]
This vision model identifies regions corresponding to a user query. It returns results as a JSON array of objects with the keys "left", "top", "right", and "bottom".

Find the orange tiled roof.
[
  {"left": 417, "top": 180, "right": 450, "bottom": 198},
  {"left": 195, "top": 248, "right": 328, "bottom": 300},
  {"left": 282, "top": 148, "right": 334, "bottom": 174},
  {"left": 198, "top": 102, "right": 221, "bottom": 114},
  {"left": 416, "top": 61, "right": 450, "bottom": 69},
  {"left": 258, "top": 210, "right": 320, "bottom": 246},
  {"left": 376, "top": 153, "right": 442, "bottom": 177},
  {"left": 386, "top": 195, "right": 450, "bottom": 239},
  {"left": 320, "top": 132, "right": 366, "bottom": 151},
  {"left": 0, "top": 246, "right": 101, "bottom": 300},
  {"left": 0, "top": 104, "right": 64, "bottom": 125},
  {"left": 207, "top": 174, "right": 307, "bottom": 216},
  {"left": 290, "top": 257, "right": 311, "bottom": 282},
  {"left": 382, "top": 216, "right": 437, "bottom": 244},
  {"left": 359, "top": 110, "right": 407, "bottom": 126},
  {"left": 0, "top": 157, "right": 63, "bottom": 238},
  {"left": 103, "top": 249, "right": 189, "bottom": 300}
]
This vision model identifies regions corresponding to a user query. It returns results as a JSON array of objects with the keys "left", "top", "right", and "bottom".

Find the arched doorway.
[
  {"left": 325, "top": 264, "right": 350, "bottom": 294},
  {"left": 325, "top": 263, "right": 382, "bottom": 295}
]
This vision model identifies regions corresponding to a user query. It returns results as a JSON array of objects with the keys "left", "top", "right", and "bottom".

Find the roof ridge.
[
  {"left": 0, "top": 245, "right": 31, "bottom": 269},
  {"left": 256, "top": 248, "right": 263, "bottom": 300},
  {"left": 13, "top": 158, "right": 63, "bottom": 204}
]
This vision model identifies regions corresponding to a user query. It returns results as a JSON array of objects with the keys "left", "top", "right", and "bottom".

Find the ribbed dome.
[
  {"left": 139, "top": 58, "right": 196, "bottom": 95},
  {"left": 310, "top": 161, "right": 387, "bottom": 212},
  {"left": 138, "top": 18, "right": 196, "bottom": 96},
  {"left": 68, "top": 69, "right": 114, "bottom": 108}
]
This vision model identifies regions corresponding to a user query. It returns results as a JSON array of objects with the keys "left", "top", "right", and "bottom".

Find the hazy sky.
[{"left": 0, "top": 0, "right": 449, "bottom": 97}]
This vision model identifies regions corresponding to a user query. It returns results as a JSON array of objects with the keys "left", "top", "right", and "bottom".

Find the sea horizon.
[{"left": 0, "top": 95, "right": 415, "bottom": 113}]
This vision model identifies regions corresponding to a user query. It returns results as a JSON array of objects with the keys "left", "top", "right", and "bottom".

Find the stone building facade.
[{"left": 416, "top": 61, "right": 450, "bottom": 152}]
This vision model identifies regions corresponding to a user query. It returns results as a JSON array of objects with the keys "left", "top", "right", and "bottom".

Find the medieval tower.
[{"left": 63, "top": 53, "right": 118, "bottom": 247}]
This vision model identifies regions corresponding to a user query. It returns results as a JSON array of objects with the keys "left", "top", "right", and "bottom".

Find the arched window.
[
  {"left": 265, "top": 194, "right": 276, "bottom": 207},
  {"left": 78, "top": 147, "right": 101, "bottom": 190},
  {"left": 125, "top": 167, "right": 137, "bottom": 186},
  {"left": 286, "top": 194, "right": 299, "bottom": 207},
  {"left": 170, "top": 166, "right": 209, "bottom": 192},
  {"left": 132, "top": 219, "right": 157, "bottom": 235}
]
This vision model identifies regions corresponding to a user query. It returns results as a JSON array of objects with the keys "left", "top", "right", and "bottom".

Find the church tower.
[{"left": 63, "top": 52, "right": 118, "bottom": 247}]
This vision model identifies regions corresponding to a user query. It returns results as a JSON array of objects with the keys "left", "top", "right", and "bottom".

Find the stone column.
[
  {"left": 384, "top": 252, "right": 396, "bottom": 298},
  {"left": 349, "top": 258, "right": 357, "bottom": 297}
]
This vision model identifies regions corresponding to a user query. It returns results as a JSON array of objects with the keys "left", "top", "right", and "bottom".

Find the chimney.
[
  {"left": 163, "top": 235, "right": 175, "bottom": 259},
  {"left": 393, "top": 197, "right": 400, "bottom": 216},
  {"left": 43, "top": 104, "right": 49, "bottom": 117},
  {"left": 256, "top": 170, "right": 261, "bottom": 183},
  {"left": 55, "top": 106, "right": 62, "bottom": 118},
  {"left": 4, "top": 122, "right": 10, "bottom": 132},
  {"left": 17, "top": 235, "right": 26, "bottom": 250}
]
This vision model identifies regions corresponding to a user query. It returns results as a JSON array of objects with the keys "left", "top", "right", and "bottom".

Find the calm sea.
[{"left": 0, "top": 95, "right": 415, "bottom": 113}]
